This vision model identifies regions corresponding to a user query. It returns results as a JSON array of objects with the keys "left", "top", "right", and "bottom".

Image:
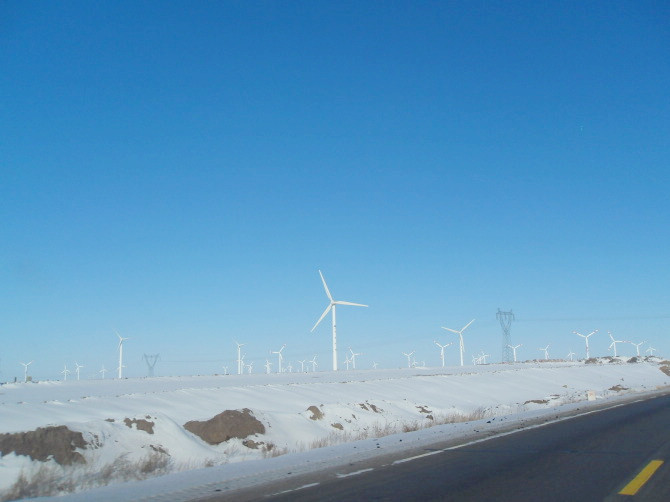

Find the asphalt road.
[{"left": 200, "top": 393, "right": 670, "bottom": 502}]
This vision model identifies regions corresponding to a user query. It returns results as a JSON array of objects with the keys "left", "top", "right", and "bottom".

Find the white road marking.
[
  {"left": 336, "top": 468, "right": 374, "bottom": 478},
  {"left": 268, "top": 482, "right": 320, "bottom": 496}
]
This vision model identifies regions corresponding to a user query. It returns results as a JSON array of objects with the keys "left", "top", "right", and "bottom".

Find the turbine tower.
[
  {"left": 539, "top": 345, "right": 549, "bottom": 360},
  {"left": 349, "top": 347, "right": 361, "bottom": 369},
  {"left": 646, "top": 347, "right": 657, "bottom": 356},
  {"left": 497, "top": 309, "right": 515, "bottom": 363},
  {"left": 573, "top": 329, "right": 598, "bottom": 359},
  {"left": 143, "top": 354, "right": 160, "bottom": 377},
  {"left": 310, "top": 355, "right": 318, "bottom": 372},
  {"left": 116, "top": 332, "right": 130, "bottom": 379},
  {"left": 311, "top": 270, "right": 368, "bottom": 371},
  {"left": 434, "top": 340, "right": 452, "bottom": 367},
  {"left": 441, "top": 319, "right": 475, "bottom": 366},
  {"left": 507, "top": 344, "right": 522, "bottom": 363},
  {"left": 100, "top": 365, "right": 107, "bottom": 379},
  {"left": 402, "top": 351, "right": 414, "bottom": 368},
  {"left": 20, "top": 361, "right": 33, "bottom": 383},
  {"left": 567, "top": 350, "right": 576, "bottom": 361},
  {"left": 61, "top": 364, "right": 70, "bottom": 381},
  {"left": 272, "top": 344, "right": 285, "bottom": 373},
  {"left": 235, "top": 341, "right": 245, "bottom": 375},
  {"left": 74, "top": 362, "right": 84, "bottom": 381}
]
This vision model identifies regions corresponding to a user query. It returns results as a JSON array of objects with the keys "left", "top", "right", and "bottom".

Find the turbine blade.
[
  {"left": 441, "top": 327, "right": 459, "bottom": 334},
  {"left": 318, "top": 270, "right": 333, "bottom": 302},
  {"left": 311, "top": 304, "right": 332, "bottom": 332},
  {"left": 461, "top": 319, "right": 475, "bottom": 332},
  {"left": 334, "top": 301, "right": 368, "bottom": 307}
]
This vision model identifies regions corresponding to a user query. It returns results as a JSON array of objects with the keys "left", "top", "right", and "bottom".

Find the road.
[{"left": 199, "top": 393, "right": 670, "bottom": 501}]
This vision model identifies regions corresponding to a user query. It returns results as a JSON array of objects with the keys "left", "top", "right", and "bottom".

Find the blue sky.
[{"left": 1, "top": 1, "right": 669, "bottom": 381}]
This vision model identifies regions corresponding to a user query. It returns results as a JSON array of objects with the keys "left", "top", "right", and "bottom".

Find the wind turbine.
[
  {"left": 74, "top": 362, "right": 84, "bottom": 381},
  {"left": 608, "top": 331, "right": 628, "bottom": 357},
  {"left": 310, "top": 355, "right": 318, "bottom": 372},
  {"left": 116, "top": 332, "right": 130, "bottom": 379},
  {"left": 441, "top": 319, "right": 475, "bottom": 366},
  {"left": 567, "top": 350, "right": 576, "bottom": 361},
  {"left": 235, "top": 341, "right": 245, "bottom": 375},
  {"left": 539, "top": 345, "right": 549, "bottom": 360},
  {"left": 434, "top": 340, "right": 453, "bottom": 367},
  {"left": 479, "top": 352, "right": 490, "bottom": 364},
  {"left": 61, "top": 364, "right": 70, "bottom": 381},
  {"left": 222, "top": 365, "right": 228, "bottom": 375},
  {"left": 264, "top": 359, "right": 272, "bottom": 374},
  {"left": 100, "top": 364, "right": 107, "bottom": 379},
  {"left": 372, "top": 361, "right": 378, "bottom": 369},
  {"left": 272, "top": 344, "right": 285, "bottom": 373},
  {"left": 402, "top": 351, "right": 414, "bottom": 368},
  {"left": 311, "top": 270, "right": 368, "bottom": 371},
  {"left": 508, "top": 344, "right": 522, "bottom": 363},
  {"left": 630, "top": 341, "right": 645, "bottom": 357},
  {"left": 343, "top": 355, "right": 352, "bottom": 370},
  {"left": 19, "top": 361, "right": 33, "bottom": 383},
  {"left": 646, "top": 346, "right": 657, "bottom": 356},
  {"left": 246, "top": 361, "right": 254, "bottom": 374},
  {"left": 349, "top": 347, "right": 361, "bottom": 369},
  {"left": 298, "top": 360, "right": 306, "bottom": 372},
  {"left": 573, "top": 329, "right": 598, "bottom": 359}
]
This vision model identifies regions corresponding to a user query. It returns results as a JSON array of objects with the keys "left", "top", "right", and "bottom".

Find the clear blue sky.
[{"left": 2, "top": 1, "right": 669, "bottom": 380}]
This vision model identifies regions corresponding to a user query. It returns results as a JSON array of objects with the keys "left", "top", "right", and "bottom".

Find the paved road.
[{"left": 202, "top": 393, "right": 670, "bottom": 501}]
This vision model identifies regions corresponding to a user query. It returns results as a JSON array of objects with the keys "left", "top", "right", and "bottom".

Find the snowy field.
[{"left": 1, "top": 357, "right": 669, "bottom": 501}]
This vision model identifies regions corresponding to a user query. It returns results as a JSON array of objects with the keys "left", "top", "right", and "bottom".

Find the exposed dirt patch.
[
  {"left": 628, "top": 357, "right": 639, "bottom": 363},
  {"left": 659, "top": 366, "right": 670, "bottom": 377},
  {"left": 307, "top": 405, "right": 324, "bottom": 420},
  {"left": 368, "top": 403, "right": 382, "bottom": 413},
  {"left": 585, "top": 358, "right": 600, "bottom": 365},
  {"left": 359, "top": 403, "right": 369, "bottom": 411},
  {"left": 124, "top": 418, "right": 155, "bottom": 434},
  {"left": 609, "top": 385, "right": 629, "bottom": 392},
  {"left": 0, "top": 426, "right": 87, "bottom": 465},
  {"left": 524, "top": 399, "right": 549, "bottom": 405},
  {"left": 416, "top": 405, "right": 432, "bottom": 414},
  {"left": 183, "top": 408, "right": 265, "bottom": 445},
  {"left": 148, "top": 444, "right": 168, "bottom": 455},
  {"left": 331, "top": 423, "right": 344, "bottom": 430}
]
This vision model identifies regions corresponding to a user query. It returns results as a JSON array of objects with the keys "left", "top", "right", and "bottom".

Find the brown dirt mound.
[
  {"left": 183, "top": 408, "right": 265, "bottom": 445},
  {"left": 659, "top": 366, "right": 670, "bottom": 377},
  {"left": 124, "top": 418, "right": 155, "bottom": 434},
  {"left": 307, "top": 405, "right": 323, "bottom": 420},
  {"left": 0, "top": 426, "right": 87, "bottom": 465}
]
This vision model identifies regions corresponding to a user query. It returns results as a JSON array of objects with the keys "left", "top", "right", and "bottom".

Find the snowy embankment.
[{"left": 1, "top": 358, "right": 669, "bottom": 501}]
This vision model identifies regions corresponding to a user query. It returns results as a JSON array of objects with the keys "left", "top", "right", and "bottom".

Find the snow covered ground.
[{"left": 1, "top": 357, "right": 669, "bottom": 501}]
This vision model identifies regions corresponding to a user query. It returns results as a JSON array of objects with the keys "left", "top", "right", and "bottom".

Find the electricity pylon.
[{"left": 497, "top": 309, "right": 515, "bottom": 363}]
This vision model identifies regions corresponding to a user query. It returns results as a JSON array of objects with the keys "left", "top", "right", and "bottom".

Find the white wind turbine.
[
  {"left": 20, "top": 361, "right": 33, "bottom": 383},
  {"left": 246, "top": 361, "right": 254, "bottom": 374},
  {"left": 349, "top": 347, "right": 361, "bottom": 369},
  {"left": 61, "top": 364, "right": 70, "bottom": 381},
  {"left": 74, "top": 362, "right": 84, "bottom": 381},
  {"left": 311, "top": 270, "right": 368, "bottom": 371},
  {"left": 298, "top": 360, "right": 306, "bottom": 372},
  {"left": 222, "top": 366, "right": 228, "bottom": 375},
  {"left": 630, "top": 341, "right": 646, "bottom": 356},
  {"left": 573, "top": 329, "right": 598, "bottom": 359},
  {"left": 402, "top": 351, "right": 414, "bottom": 368},
  {"left": 441, "top": 319, "right": 475, "bottom": 366},
  {"left": 100, "top": 364, "right": 107, "bottom": 379},
  {"left": 310, "top": 355, "right": 318, "bottom": 372},
  {"left": 272, "top": 344, "right": 285, "bottom": 373},
  {"left": 343, "top": 355, "right": 352, "bottom": 370},
  {"left": 567, "top": 350, "right": 576, "bottom": 362},
  {"left": 508, "top": 344, "right": 522, "bottom": 363},
  {"left": 646, "top": 346, "right": 657, "bottom": 356},
  {"left": 235, "top": 341, "right": 245, "bottom": 375},
  {"left": 372, "top": 361, "right": 378, "bottom": 369},
  {"left": 434, "top": 340, "right": 453, "bottom": 368},
  {"left": 116, "top": 332, "right": 130, "bottom": 379},
  {"left": 539, "top": 345, "right": 550, "bottom": 360},
  {"left": 479, "top": 352, "right": 490, "bottom": 364},
  {"left": 264, "top": 359, "right": 272, "bottom": 374},
  {"left": 608, "top": 331, "right": 628, "bottom": 357}
]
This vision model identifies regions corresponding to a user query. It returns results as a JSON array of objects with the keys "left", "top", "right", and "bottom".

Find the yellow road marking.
[{"left": 619, "top": 460, "right": 664, "bottom": 495}]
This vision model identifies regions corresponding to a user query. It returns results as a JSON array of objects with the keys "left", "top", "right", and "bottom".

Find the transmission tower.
[
  {"left": 143, "top": 353, "right": 160, "bottom": 377},
  {"left": 497, "top": 309, "right": 515, "bottom": 363}
]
